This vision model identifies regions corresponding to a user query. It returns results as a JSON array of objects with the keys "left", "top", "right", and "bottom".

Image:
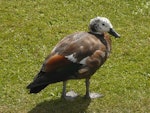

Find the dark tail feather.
[
  {"left": 27, "top": 71, "right": 50, "bottom": 93},
  {"left": 27, "top": 84, "right": 49, "bottom": 93},
  {"left": 27, "top": 63, "right": 82, "bottom": 93},
  {"left": 26, "top": 71, "right": 67, "bottom": 93}
]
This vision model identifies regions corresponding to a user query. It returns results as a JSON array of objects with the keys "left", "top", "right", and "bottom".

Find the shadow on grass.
[{"left": 28, "top": 97, "right": 91, "bottom": 113}]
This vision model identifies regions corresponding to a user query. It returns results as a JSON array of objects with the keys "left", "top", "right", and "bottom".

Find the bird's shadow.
[{"left": 28, "top": 96, "right": 91, "bottom": 113}]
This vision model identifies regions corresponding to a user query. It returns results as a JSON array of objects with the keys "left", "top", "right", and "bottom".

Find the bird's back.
[{"left": 27, "top": 32, "right": 112, "bottom": 93}]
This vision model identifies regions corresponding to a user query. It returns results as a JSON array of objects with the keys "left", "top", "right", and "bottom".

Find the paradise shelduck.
[{"left": 27, "top": 16, "right": 120, "bottom": 99}]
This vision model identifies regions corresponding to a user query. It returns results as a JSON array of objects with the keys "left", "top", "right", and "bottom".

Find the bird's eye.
[{"left": 102, "top": 23, "right": 105, "bottom": 26}]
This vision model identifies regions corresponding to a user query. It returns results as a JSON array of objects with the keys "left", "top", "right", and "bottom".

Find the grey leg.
[
  {"left": 85, "top": 78, "right": 90, "bottom": 98},
  {"left": 85, "top": 78, "right": 104, "bottom": 99},
  {"left": 61, "top": 81, "right": 78, "bottom": 100},
  {"left": 61, "top": 81, "right": 67, "bottom": 98}
]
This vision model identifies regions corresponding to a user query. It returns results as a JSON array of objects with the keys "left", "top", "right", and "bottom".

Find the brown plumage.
[{"left": 27, "top": 17, "right": 120, "bottom": 99}]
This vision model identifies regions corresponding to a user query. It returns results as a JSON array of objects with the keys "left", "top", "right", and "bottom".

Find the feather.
[{"left": 27, "top": 17, "right": 120, "bottom": 98}]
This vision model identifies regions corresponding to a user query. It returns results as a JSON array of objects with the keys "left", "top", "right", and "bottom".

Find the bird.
[{"left": 27, "top": 16, "right": 120, "bottom": 99}]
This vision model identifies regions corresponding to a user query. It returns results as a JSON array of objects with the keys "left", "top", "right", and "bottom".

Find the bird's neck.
[{"left": 88, "top": 31, "right": 104, "bottom": 38}]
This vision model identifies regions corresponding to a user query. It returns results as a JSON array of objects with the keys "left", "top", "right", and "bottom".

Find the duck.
[{"left": 27, "top": 16, "right": 120, "bottom": 99}]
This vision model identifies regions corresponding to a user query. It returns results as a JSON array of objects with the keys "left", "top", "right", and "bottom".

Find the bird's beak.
[{"left": 108, "top": 28, "right": 120, "bottom": 38}]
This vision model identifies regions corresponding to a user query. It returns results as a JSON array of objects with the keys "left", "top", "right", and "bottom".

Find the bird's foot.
[
  {"left": 61, "top": 91, "right": 78, "bottom": 101},
  {"left": 84, "top": 92, "right": 104, "bottom": 99}
]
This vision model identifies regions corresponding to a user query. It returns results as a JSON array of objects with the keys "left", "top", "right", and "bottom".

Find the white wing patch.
[
  {"left": 79, "top": 57, "right": 89, "bottom": 65},
  {"left": 65, "top": 54, "right": 77, "bottom": 63}
]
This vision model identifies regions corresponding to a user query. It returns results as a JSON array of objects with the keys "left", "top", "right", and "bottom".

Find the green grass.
[{"left": 0, "top": 0, "right": 150, "bottom": 113}]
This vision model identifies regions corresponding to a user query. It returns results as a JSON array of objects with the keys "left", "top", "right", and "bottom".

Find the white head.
[{"left": 89, "top": 16, "right": 120, "bottom": 38}]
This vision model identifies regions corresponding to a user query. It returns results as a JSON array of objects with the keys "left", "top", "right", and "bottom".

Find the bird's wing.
[
  {"left": 27, "top": 32, "right": 109, "bottom": 93},
  {"left": 41, "top": 32, "right": 107, "bottom": 77}
]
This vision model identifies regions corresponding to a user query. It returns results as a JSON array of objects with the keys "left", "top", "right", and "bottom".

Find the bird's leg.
[
  {"left": 85, "top": 78, "right": 90, "bottom": 99},
  {"left": 85, "top": 78, "right": 103, "bottom": 99},
  {"left": 61, "top": 81, "right": 78, "bottom": 100},
  {"left": 61, "top": 81, "right": 67, "bottom": 98}
]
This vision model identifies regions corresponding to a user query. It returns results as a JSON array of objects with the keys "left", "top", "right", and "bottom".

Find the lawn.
[{"left": 0, "top": 0, "right": 150, "bottom": 113}]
